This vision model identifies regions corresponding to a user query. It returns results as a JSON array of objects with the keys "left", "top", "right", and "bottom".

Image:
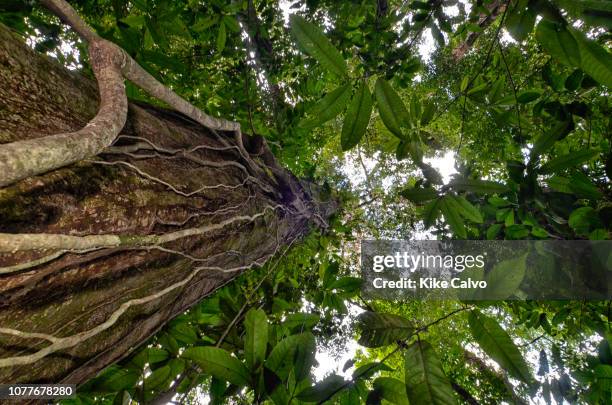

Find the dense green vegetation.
[{"left": 2, "top": 0, "right": 611, "bottom": 403}]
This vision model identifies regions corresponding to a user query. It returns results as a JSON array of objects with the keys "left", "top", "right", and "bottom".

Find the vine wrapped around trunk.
[{"left": 0, "top": 22, "right": 335, "bottom": 385}]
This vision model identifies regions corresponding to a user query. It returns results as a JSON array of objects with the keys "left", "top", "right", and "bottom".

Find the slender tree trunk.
[{"left": 0, "top": 23, "right": 334, "bottom": 385}]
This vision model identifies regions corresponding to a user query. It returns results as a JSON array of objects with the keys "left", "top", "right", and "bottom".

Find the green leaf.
[
  {"left": 244, "top": 308, "right": 268, "bottom": 371},
  {"left": 569, "top": 171, "right": 602, "bottom": 200},
  {"left": 95, "top": 367, "right": 140, "bottom": 392},
  {"left": 439, "top": 196, "right": 467, "bottom": 239},
  {"left": 539, "top": 149, "right": 599, "bottom": 173},
  {"left": 216, "top": 21, "right": 226, "bottom": 53},
  {"left": 131, "top": 347, "right": 169, "bottom": 368},
  {"left": 483, "top": 253, "right": 527, "bottom": 299},
  {"left": 294, "top": 332, "right": 317, "bottom": 380},
  {"left": 565, "top": 69, "right": 584, "bottom": 90},
  {"left": 569, "top": 206, "right": 601, "bottom": 235},
  {"left": 450, "top": 196, "right": 483, "bottom": 224},
  {"left": 283, "top": 313, "right": 320, "bottom": 330},
  {"left": 505, "top": 6, "right": 536, "bottom": 42},
  {"left": 222, "top": 15, "right": 240, "bottom": 33},
  {"left": 535, "top": 20, "right": 580, "bottom": 67},
  {"left": 265, "top": 333, "right": 315, "bottom": 380},
  {"left": 486, "top": 224, "right": 503, "bottom": 240},
  {"left": 168, "top": 322, "right": 197, "bottom": 344},
  {"left": 505, "top": 224, "right": 530, "bottom": 239},
  {"left": 468, "top": 311, "right": 533, "bottom": 384},
  {"left": 182, "top": 347, "right": 250, "bottom": 387},
  {"left": 399, "top": 186, "right": 439, "bottom": 204},
  {"left": 300, "top": 84, "right": 352, "bottom": 128},
  {"left": 516, "top": 90, "right": 541, "bottom": 103},
  {"left": 341, "top": 81, "right": 372, "bottom": 150},
  {"left": 290, "top": 14, "right": 348, "bottom": 77},
  {"left": 546, "top": 175, "right": 572, "bottom": 193},
  {"left": 352, "top": 362, "right": 393, "bottom": 380},
  {"left": 529, "top": 120, "right": 572, "bottom": 162},
  {"left": 422, "top": 198, "right": 442, "bottom": 228},
  {"left": 374, "top": 77, "right": 410, "bottom": 138},
  {"left": 421, "top": 100, "right": 436, "bottom": 125},
  {"left": 460, "top": 76, "right": 469, "bottom": 92},
  {"left": 570, "top": 26, "right": 612, "bottom": 88},
  {"left": 431, "top": 23, "right": 445, "bottom": 47},
  {"left": 404, "top": 340, "right": 456, "bottom": 405},
  {"left": 144, "top": 365, "right": 171, "bottom": 391},
  {"left": 450, "top": 178, "right": 510, "bottom": 194},
  {"left": 296, "top": 374, "right": 346, "bottom": 402},
  {"left": 357, "top": 311, "right": 413, "bottom": 348},
  {"left": 372, "top": 377, "right": 410, "bottom": 405},
  {"left": 328, "top": 276, "right": 363, "bottom": 293}
]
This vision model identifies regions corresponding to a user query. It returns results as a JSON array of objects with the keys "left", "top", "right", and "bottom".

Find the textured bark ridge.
[{"left": 0, "top": 24, "right": 335, "bottom": 385}]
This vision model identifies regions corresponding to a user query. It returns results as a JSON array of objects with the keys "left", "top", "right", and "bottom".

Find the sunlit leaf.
[
  {"left": 290, "top": 14, "right": 348, "bottom": 77},
  {"left": 404, "top": 340, "right": 456, "bottom": 405},
  {"left": 468, "top": 311, "right": 533, "bottom": 384},
  {"left": 341, "top": 81, "right": 372, "bottom": 150},
  {"left": 357, "top": 311, "right": 413, "bottom": 348}
]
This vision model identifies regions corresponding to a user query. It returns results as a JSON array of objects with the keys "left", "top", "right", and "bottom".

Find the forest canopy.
[{"left": 0, "top": 0, "right": 611, "bottom": 404}]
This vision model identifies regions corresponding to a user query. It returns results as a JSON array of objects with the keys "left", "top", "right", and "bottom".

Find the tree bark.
[{"left": 0, "top": 23, "right": 334, "bottom": 386}]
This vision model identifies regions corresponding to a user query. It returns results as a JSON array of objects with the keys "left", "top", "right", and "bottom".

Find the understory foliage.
[{"left": 2, "top": 0, "right": 612, "bottom": 403}]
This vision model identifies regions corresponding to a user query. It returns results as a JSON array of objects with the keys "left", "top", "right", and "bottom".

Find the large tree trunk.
[{"left": 0, "top": 23, "right": 334, "bottom": 385}]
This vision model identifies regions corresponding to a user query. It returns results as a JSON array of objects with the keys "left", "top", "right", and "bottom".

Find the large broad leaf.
[
  {"left": 182, "top": 347, "right": 250, "bottom": 387},
  {"left": 94, "top": 367, "right": 140, "bottom": 392},
  {"left": 569, "top": 171, "right": 602, "bottom": 200},
  {"left": 505, "top": 6, "right": 536, "bottom": 42},
  {"left": 569, "top": 206, "right": 601, "bottom": 235},
  {"left": 265, "top": 332, "right": 315, "bottom": 380},
  {"left": 300, "top": 84, "right": 352, "bottom": 128},
  {"left": 283, "top": 313, "right": 320, "bottom": 330},
  {"left": 296, "top": 374, "right": 346, "bottom": 402},
  {"left": 372, "top": 377, "right": 410, "bottom": 405},
  {"left": 216, "top": 21, "right": 226, "bottom": 53},
  {"left": 400, "top": 186, "right": 439, "bottom": 204},
  {"left": 450, "top": 195, "right": 483, "bottom": 224},
  {"left": 290, "top": 14, "right": 348, "bottom": 77},
  {"left": 328, "top": 276, "right": 363, "bottom": 293},
  {"left": 374, "top": 77, "right": 410, "bottom": 138},
  {"left": 422, "top": 198, "right": 442, "bottom": 228},
  {"left": 244, "top": 308, "right": 268, "bottom": 371},
  {"left": 439, "top": 196, "right": 467, "bottom": 239},
  {"left": 468, "top": 311, "right": 533, "bottom": 384},
  {"left": 539, "top": 149, "right": 599, "bottom": 173},
  {"left": 341, "top": 81, "right": 373, "bottom": 150},
  {"left": 294, "top": 332, "right": 317, "bottom": 380},
  {"left": 450, "top": 178, "right": 510, "bottom": 195},
  {"left": 352, "top": 362, "right": 394, "bottom": 380},
  {"left": 535, "top": 20, "right": 580, "bottom": 67},
  {"left": 529, "top": 120, "right": 573, "bottom": 162},
  {"left": 144, "top": 365, "right": 171, "bottom": 391},
  {"left": 357, "top": 311, "right": 413, "bottom": 348},
  {"left": 482, "top": 252, "right": 527, "bottom": 300},
  {"left": 404, "top": 340, "right": 456, "bottom": 405},
  {"left": 570, "top": 27, "right": 612, "bottom": 88}
]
